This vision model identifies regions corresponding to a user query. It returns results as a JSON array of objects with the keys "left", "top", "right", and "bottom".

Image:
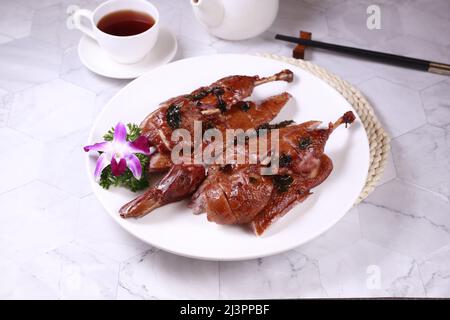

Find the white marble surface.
[{"left": 0, "top": 0, "right": 449, "bottom": 299}]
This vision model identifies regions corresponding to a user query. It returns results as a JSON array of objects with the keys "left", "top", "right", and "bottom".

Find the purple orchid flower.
[{"left": 84, "top": 122, "right": 152, "bottom": 181}]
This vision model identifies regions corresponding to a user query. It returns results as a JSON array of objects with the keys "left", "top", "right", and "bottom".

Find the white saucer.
[{"left": 77, "top": 27, "right": 177, "bottom": 79}]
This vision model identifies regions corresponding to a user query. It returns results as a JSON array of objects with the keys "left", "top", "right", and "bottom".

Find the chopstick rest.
[{"left": 277, "top": 31, "right": 450, "bottom": 76}]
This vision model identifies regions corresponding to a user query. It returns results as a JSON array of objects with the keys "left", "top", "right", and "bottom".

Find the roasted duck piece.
[
  {"left": 140, "top": 70, "right": 293, "bottom": 171},
  {"left": 119, "top": 92, "right": 293, "bottom": 218},
  {"left": 250, "top": 155, "right": 333, "bottom": 235},
  {"left": 190, "top": 111, "right": 356, "bottom": 235},
  {"left": 147, "top": 92, "right": 292, "bottom": 172},
  {"left": 119, "top": 165, "right": 206, "bottom": 218}
]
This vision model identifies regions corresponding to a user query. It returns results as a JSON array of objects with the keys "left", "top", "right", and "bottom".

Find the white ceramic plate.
[
  {"left": 78, "top": 27, "right": 177, "bottom": 79},
  {"left": 86, "top": 54, "right": 370, "bottom": 261}
]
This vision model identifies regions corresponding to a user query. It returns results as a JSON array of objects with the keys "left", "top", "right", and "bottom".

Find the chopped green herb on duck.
[
  {"left": 166, "top": 103, "right": 183, "bottom": 130},
  {"left": 298, "top": 136, "right": 312, "bottom": 150},
  {"left": 273, "top": 175, "right": 293, "bottom": 193}
]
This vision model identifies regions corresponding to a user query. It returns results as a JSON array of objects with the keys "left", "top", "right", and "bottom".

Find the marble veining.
[
  {"left": 421, "top": 81, "right": 450, "bottom": 131},
  {"left": 318, "top": 239, "right": 425, "bottom": 297},
  {"left": 220, "top": 250, "right": 327, "bottom": 298},
  {"left": 359, "top": 179, "right": 450, "bottom": 259},
  {"left": 60, "top": 47, "right": 128, "bottom": 94},
  {"left": 6, "top": 79, "right": 97, "bottom": 141},
  {"left": 358, "top": 77, "right": 427, "bottom": 138},
  {"left": 325, "top": 1, "right": 404, "bottom": 48},
  {"left": 392, "top": 125, "right": 450, "bottom": 199},
  {"left": 20, "top": 242, "right": 120, "bottom": 299},
  {"left": 0, "top": 38, "right": 62, "bottom": 92},
  {"left": 298, "top": 207, "right": 361, "bottom": 261},
  {"left": 418, "top": 244, "right": 450, "bottom": 297},
  {"left": 118, "top": 249, "right": 219, "bottom": 300},
  {"left": 1, "top": 0, "right": 450, "bottom": 299}
]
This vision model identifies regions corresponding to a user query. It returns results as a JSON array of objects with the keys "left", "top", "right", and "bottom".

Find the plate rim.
[{"left": 86, "top": 53, "right": 370, "bottom": 261}]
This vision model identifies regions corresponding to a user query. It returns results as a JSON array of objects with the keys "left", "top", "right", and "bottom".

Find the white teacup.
[{"left": 72, "top": 0, "right": 160, "bottom": 64}]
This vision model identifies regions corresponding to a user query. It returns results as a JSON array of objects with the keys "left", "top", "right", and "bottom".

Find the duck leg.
[
  {"left": 120, "top": 165, "right": 206, "bottom": 218},
  {"left": 250, "top": 155, "right": 332, "bottom": 235},
  {"left": 140, "top": 70, "right": 294, "bottom": 153},
  {"left": 250, "top": 112, "right": 356, "bottom": 235}
]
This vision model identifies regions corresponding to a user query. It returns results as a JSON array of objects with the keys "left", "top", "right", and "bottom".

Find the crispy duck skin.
[
  {"left": 190, "top": 112, "right": 356, "bottom": 234},
  {"left": 119, "top": 165, "right": 206, "bottom": 218},
  {"left": 139, "top": 70, "right": 293, "bottom": 157},
  {"left": 250, "top": 154, "right": 333, "bottom": 235},
  {"left": 147, "top": 92, "right": 292, "bottom": 173},
  {"left": 190, "top": 165, "right": 274, "bottom": 224},
  {"left": 120, "top": 92, "right": 293, "bottom": 218}
]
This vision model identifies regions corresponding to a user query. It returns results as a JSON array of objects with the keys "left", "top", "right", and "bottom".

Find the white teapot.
[{"left": 191, "top": 0, "right": 279, "bottom": 40}]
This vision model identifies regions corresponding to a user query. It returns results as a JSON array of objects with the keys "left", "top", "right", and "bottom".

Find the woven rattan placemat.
[{"left": 259, "top": 53, "right": 390, "bottom": 203}]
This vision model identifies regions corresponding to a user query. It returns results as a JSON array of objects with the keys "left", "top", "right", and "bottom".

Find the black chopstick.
[{"left": 275, "top": 34, "right": 450, "bottom": 76}]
